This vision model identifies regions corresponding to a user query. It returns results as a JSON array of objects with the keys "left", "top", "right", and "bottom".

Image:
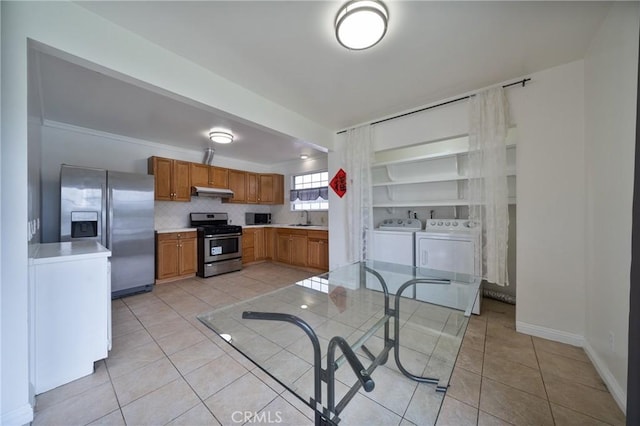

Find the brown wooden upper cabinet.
[
  {"left": 210, "top": 166, "right": 229, "bottom": 189},
  {"left": 225, "top": 171, "right": 284, "bottom": 205},
  {"left": 149, "top": 155, "right": 281, "bottom": 204},
  {"left": 190, "top": 163, "right": 229, "bottom": 189},
  {"left": 246, "top": 172, "right": 258, "bottom": 204},
  {"left": 258, "top": 174, "right": 285, "bottom": 204},
  {"left": 190, "top": 163, "right": 210, "bottom": 188},
  {"left": 226, "top": 169, "right": 247, "bottom": 203},
  {"left": 148, "top": 156, "right": 191, "bottom": 201}
]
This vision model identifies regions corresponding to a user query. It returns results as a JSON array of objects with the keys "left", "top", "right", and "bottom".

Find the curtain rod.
[{"left": 336, "top": 78, "right": 531, "bottom": 135}]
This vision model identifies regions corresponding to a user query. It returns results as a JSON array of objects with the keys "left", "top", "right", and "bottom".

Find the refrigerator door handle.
[
  {"left": 101, "top": 183, "right": 108, "bottom": 247},
  {"left": 107, "top": 187, "right": 114, "bottom": 249}
]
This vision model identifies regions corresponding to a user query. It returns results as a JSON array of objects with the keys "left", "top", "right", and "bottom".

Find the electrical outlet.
[{"left": 608, "top": 331, "right": 615, "bottom": 352}]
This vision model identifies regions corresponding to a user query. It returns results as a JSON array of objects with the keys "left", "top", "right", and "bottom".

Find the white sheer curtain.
[
  {"left": 468, "top": 87, "right": 510, "bottom": 286},
  {"left": 342, "top": 125, "right": 374, "bottom": 263}
]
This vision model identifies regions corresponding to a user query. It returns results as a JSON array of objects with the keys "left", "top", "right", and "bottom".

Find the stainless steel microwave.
[{"left": 245, "top": 212, "right": 271, "bottom": 225}]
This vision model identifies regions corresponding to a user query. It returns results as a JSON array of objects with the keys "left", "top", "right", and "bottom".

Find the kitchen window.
[{"left": 290, "top": 171, "right": 329, "bottom": 211}]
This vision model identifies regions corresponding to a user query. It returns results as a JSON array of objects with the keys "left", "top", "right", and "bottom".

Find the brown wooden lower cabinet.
[
  {"left": 276, "top": 228, "right": 309, "bottom": 266},
  {"left": 275, "top": 228, "right": 317, "bottom": 269},
  {"left": 264, "top": 228, "right": 276, "bottom": 260},
  {"left": 242, "top": 228, "right": 266, "bottom": 264},
  {"left": 156, "top": 231, "right": 197, "bottom": 281},
  {"left": 242, "top": 227, "right": 328, "bottom": 271},
  {"left": 307, "top": 230, "right": 329, "bottom": 271}
]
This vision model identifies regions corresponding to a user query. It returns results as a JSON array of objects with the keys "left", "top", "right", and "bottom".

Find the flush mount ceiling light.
[
  {"left": 300, "top": 154, "right": 309, "bottom": 160},
  {"left": 209, "top": 130, "right": 234, "bottom": 144},
  {"left": 335, "top": 0, "right": 388, "bottom": 50}
]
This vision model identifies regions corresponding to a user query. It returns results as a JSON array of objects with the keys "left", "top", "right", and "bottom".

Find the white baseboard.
[
  {"left": 516, "top": 321, "right": 627, "bottom": 414},
  {"left": 583, "top": 341, "right": 627, "bottom": 414},
  {"left": 515, "top": 320, "right": 584, "bottom": 347},
  {"left": 1, "top": 403, "right": 34, "bottom": 426}
]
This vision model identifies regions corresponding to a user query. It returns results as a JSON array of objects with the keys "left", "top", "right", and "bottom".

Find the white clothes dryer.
[
  {"left": 369, "top": 218, "right": 421, "bottom": 295},
  {"left": 415, "top": 219, "right": 482, "bottom": 314}
]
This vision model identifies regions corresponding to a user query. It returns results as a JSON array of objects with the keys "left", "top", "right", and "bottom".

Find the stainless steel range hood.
[{"left": 191, "top": 186, "right": 234, "bottom": 198}]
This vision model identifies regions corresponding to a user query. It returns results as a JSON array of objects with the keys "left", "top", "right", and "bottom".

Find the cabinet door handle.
[{"left": 421, "top": 250, "right": 428, "bottom": 266}]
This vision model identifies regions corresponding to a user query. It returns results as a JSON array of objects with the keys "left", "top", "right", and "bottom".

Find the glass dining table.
[{"left": 197, "top": 260, "right": 481, "bottom": 425}]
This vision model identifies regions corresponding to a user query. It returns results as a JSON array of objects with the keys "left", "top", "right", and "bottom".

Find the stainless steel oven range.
[{"left": 190, "top": 212, "right": 242, "bottom": 278}]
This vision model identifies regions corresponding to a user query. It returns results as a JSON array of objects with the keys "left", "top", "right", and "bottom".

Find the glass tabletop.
[{"left": 197, "top": 260, "right": 481, "bottom": 425}]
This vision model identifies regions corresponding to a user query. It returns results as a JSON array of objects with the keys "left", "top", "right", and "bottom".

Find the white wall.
[
  {"left": 2, "top": 4, "right": 32, "bottom": 423},
  {"left": 584, "top": 2, "right": 639, "bottom": 410},
  {"left": 0, "top": 1, "right": 4, "bottom": 421},
  {"left": 513, "top": 60, "right": 587, "bottom": 340},
  {"left": 1, "top": 2, "right": 332, "bottom": 423}
]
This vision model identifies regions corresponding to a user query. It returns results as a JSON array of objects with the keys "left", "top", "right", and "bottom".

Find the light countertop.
[
  {"left": 243, "top": 224, "right": 328, "bottom": 231},
  {"left": 29, "top": 241, "right": 111, "bottom": 265},
  {"left": 155, "top": 228, "right": 198, "bottom": 234},
  {"left": 156, "top": 226, "right": 328, "bottom": 232}
]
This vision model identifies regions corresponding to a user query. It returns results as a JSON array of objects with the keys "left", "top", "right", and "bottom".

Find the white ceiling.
[
  {"left": 35, "top": 51, "right": 316, "bottom": 165},
  {"left": 35, "top": 1, "right": 612, "bottom": 165}
]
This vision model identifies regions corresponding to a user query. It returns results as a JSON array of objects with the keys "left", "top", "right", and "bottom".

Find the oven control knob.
[
  {"left": 445, "top": 221, "right": 450, "bottom": 226},
  {"left": 397, "top": 219, "right": 402, "bottom": 224},
  {"left": 437, "top": 221, "right": 443, "bottom": 226},
  {"left": 430, "top": 221, "right": 436, "bottom": 226},
  {"left": 452, "top": 221, "right": 458, "bottom": 226}
]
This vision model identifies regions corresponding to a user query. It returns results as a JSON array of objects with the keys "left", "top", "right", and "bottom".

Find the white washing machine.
[
  {"left": 368, "top": 218, "right": 421, "bottom": 295},
  {"left": 414, "top": 219, "right": 482, "bottom": 314}
]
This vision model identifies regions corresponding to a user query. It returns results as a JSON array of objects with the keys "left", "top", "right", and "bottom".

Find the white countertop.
[
  {"left": 29, "top": 241, "right": 111, "bottom": 265},
  {"left": 244, "top": 224, "right": 329, "bottom": 231},
  {"left": 155, "top": 228, "right": 198, "bottom": 234}
]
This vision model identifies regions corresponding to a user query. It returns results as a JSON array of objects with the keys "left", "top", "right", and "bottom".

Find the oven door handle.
[{"left": 204, "top": 233, "right": 242, "bottom": 238}]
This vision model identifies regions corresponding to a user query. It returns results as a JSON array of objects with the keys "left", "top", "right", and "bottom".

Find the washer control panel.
[
  {"left": 378, "top": 218, "right": 422, "bottom": 230},
  {"left": 425, "top": 219, "right": 477, "bottom": 230}
]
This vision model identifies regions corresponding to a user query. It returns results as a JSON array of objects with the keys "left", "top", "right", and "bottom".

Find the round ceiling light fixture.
[
  {"left": 335, "top": 0, "right": 388, "bottom": 50},
  {"left": 209, "top": 130, "right": 234, "bottom": 144},
  {"left": 300, "top": 154, "right": 309, "bottom": 160}
]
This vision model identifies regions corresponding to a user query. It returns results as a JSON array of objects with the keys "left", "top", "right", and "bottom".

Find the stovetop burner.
[
  {"left": 199, "top": 224, "right": 243, "bottom": 235},
  {"left": 190, "top": 212, "right": 242, "bottom": 235}
]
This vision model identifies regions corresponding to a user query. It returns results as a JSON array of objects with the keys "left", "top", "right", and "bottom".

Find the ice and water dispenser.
[{"left": 70, "top": 211, "right": 99, "bottom": 239}]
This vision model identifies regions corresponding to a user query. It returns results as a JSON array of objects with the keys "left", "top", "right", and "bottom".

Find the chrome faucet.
[{"left": 302, "top": 210, "right": 310, "bottom": 225}]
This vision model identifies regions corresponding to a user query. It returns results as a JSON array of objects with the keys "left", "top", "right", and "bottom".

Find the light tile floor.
[{"left": 33, "top": 263, "right": 626, "bottom": 425}]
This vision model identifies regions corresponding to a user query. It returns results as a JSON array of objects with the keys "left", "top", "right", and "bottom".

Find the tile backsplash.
[
  {"left": 155, "top": 197, "right": 328, "bottom": 229},
  {"left": 272, "top": 208, "right": 328, "bottom": 226},
  {"left": 154, "top": 197, "right": 270, "bottom": 229}
]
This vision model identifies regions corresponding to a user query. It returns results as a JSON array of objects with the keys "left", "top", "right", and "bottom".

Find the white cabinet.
[
  {"left": 372, "top": 133, "right": 517, "bottom": 208},
  {"left": 29, "top": 241, "right": 111, "bottom": 394}
]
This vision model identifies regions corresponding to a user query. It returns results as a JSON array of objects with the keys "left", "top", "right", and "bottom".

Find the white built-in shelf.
[
  {"left": 372, "top": 131, "right": 517, "bottom": 167},
  {"left": 373, "top": 197, "right": 518, "bottom": 208},
  {"left": 371, "top": 131, "right": 518, "bottom": 209},
  {"left": 372, "top": 169, "right": 517, "bottom": 187}
]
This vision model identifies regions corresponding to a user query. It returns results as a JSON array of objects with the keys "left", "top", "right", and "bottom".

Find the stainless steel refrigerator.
[{"left": 60, "top": 164, "right": 155, "bottom": 298}]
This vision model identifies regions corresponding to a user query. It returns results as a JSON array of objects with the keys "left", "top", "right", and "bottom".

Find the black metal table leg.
[
  {"left": 242, "top": 311, "right": 326, "bottom": 425},
  {"left": 392, "top": 278, "right": 451, "bottom": 387}
]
